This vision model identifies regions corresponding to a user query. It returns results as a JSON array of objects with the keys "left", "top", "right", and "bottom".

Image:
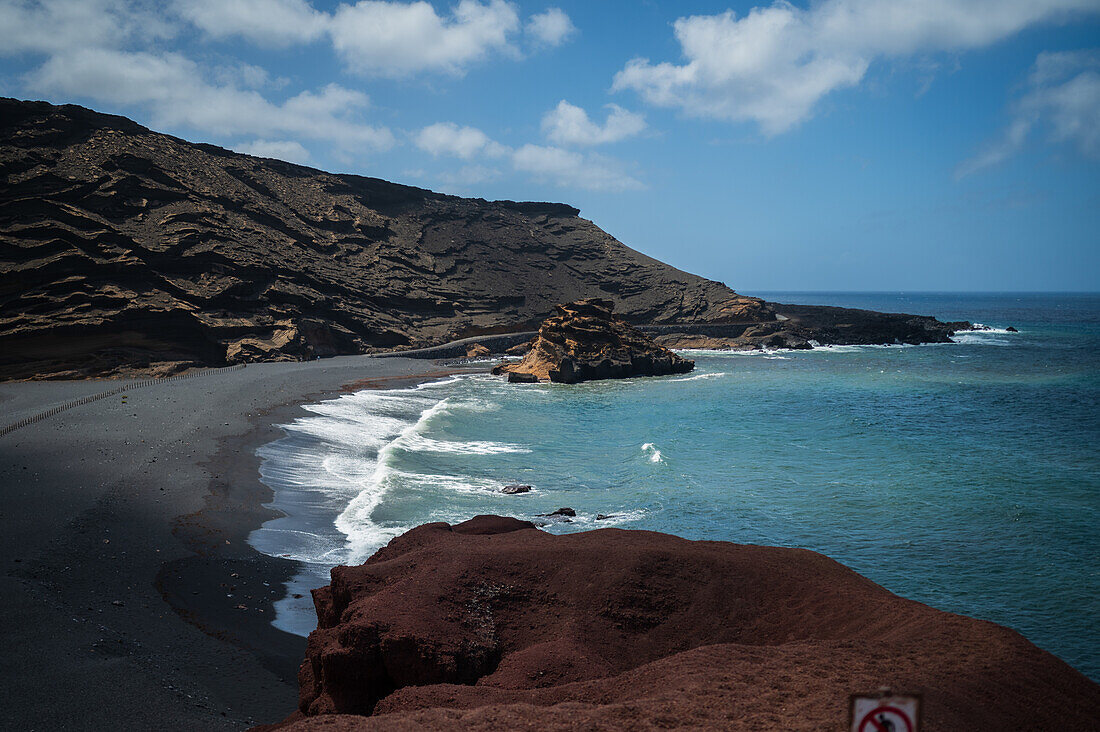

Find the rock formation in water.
[
  {"left": 0, "top": 98, "right": 767, "bottom": 379},
  {"left": 491, "top": 298, "right": 694, "bottom": 383},
  {"left": 651, "top": 304, "right": 973, "bottom": 351},
  {"left": 266, "top": 516, "right": 1100, "bottom": 730}
]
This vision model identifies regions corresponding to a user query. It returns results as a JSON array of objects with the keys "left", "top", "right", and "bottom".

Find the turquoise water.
[{"left": 250, "top": 293, "right": 1100, "bottom": 681}]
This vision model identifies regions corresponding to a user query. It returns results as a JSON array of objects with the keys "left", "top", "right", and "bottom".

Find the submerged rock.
[
  {"left": 279, "top": 517, "right": 1100, "bottom": 730},
  {"left": 492, "top": 299, "right": 694, "bottom": 384}
]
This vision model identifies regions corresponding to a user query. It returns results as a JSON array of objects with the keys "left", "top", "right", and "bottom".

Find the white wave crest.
[
  {"left": 668, "top": 371, "right": 726, "bottom": 382},
  {"left": 538, "top": 508, "right": 648, "bottom": 532},
  {"left": 966, "top": 323, "right": 1017, "bottom": 335},
  {"left": 951, "top": 333, "right": 1014, "bottom": 346},
  {"left": 951, "top": 324, "right": 1019, "bottom": 346},
  {"left": 389, "top": 471, "right": 513, "bottom": 494},
  {"left": 641, "top": 442, "right": 664, "bottom": 463},
  {"left": 401, "top": 433, "right": 530, "bottom": 455},
  {"left": 334, "top": 397, "right": 455, "bottom": 562}
]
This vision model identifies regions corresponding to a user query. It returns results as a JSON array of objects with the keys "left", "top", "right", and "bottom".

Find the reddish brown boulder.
[
  {"left": 492, "top": 299, "right": 693, "bottom": 383},
  {"left": 278, "top": 517, "right": 1100, "bottom": 730}
]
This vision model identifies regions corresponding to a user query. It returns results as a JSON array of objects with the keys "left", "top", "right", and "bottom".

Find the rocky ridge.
[
  {"left": 651, "top": 303, "right": 974, "bottom": 351},
  {"left": 491, "top": 298, "right": 694, "bottom": 383},
  {"left": 1, "top": 98, "right": 974, "bottom": 380},
  {"left": 266, "top": 516, "right": 1099, "bottom": 730},
  {"left": 0, "top": 98, "right": 766, "bottom": 379}
]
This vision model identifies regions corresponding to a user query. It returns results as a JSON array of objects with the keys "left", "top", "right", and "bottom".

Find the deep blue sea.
[{"left": 250, "top": 292, "right": 1100, "bottom": 681}]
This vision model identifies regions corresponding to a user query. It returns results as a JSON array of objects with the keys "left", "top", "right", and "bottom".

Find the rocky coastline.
[
  {"left": 1, "top": 98, "right": 971, "bottom": 381},
  {"left": 7, "top": 97, "right": 1065, "bottom": 732},
  {"left": 260, "top": 516, "right": 1100, "bottom": 730}
]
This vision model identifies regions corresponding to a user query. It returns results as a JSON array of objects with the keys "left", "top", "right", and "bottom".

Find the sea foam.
[{"left": 642, "top": 442, "right": 664, "bottom": 463}]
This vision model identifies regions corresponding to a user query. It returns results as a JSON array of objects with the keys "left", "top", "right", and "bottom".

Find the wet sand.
[{"left": 0, "top": 355, "right": 487, "bottom": 730}]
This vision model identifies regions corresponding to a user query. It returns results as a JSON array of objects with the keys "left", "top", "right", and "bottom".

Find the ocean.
[{"left": 249, "top": 292, "right": 1100, "bottom": 681}]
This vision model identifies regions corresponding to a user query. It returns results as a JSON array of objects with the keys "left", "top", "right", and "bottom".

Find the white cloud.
[
  {"left": 409, "top": 118, "right": 646, "bottom": 191},
  {"left": 176, "top": 0, "right": 328, "bottom": 46},
  {"left": 213, "top": 61, "right": 285, "bottom": 90},
  {"left": 512, "top": 143, "right": 644, "bottom": 191},
  {"left": 329, "top": 0, "right": 520, "bottom": 77},
  {"left": 955, "top": 117, "right": 1034, "bottom": 178},
  {"left": 526, "top": 7, "right": 575, "bottom": 47},
  {"left": 958, "top": 49, "right": 1100, "bottom": 176},
  {"left": 1031, "top": 62, "right": 1100, "bottom": 156},
  {"left": 176, "top": 0, "right": 565, "bottom": 76},
  {"left": 413, "top": 120, "right": 644, "bottom": 191},
  {"left": 0, "top": 0, "right": 174, "bottom": 56},
  {"left": 541, "top": 100, "right": 646, "bottom": 146},
  {"left": 414, "top": 122, "right": 509, "bottom": 159},
  {"left": 236, "top": 139, "right": 312, "bottom": 165},
  {"left": 27, "top": 48, "right": 395, "bottom": 150},
  {"left": 613, "top": 0, "right": 1100, "bottom": 135}
]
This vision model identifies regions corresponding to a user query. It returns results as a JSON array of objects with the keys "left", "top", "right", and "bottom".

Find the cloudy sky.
[{"left": 2, "top": 0, "right": 1098, "bottom": 291}]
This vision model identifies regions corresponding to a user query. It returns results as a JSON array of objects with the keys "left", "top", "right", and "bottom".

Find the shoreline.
[
  {"left": 160, "top": 367, "right": 484, "bottom": 680},
  {"left": 0, "top": 356, "right": 488, "bottom": 730}
]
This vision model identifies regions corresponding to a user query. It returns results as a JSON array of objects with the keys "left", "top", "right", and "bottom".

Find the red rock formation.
[
  {"left": 492, "top": 299, "right": 694, "bottom": 383},
  {"left": 273, "top": 516, "right": 1100, "bottom": 730}
]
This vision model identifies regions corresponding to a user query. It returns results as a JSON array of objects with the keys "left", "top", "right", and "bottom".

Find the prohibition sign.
[{"left": 857, "top": 705, "right": 914, "bottom": 732}]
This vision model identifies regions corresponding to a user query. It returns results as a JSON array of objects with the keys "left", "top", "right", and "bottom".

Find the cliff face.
[
  {"left": 0, "top": 98, "right": 768, "bottom": 379},
  {"left": 274, "top": 517, "right": 1100, "bottom": 730}
]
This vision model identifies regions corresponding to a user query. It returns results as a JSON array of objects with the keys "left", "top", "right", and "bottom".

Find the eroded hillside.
[{"left": 0, "top": 99, "right": 768, "bottom": 379}]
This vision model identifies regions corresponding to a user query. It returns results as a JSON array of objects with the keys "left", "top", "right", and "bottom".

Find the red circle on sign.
[{"left": 858, "top": 705, "right": 914, "bottom": 732}]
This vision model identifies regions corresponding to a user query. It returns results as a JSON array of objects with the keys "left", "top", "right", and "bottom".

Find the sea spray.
[{"left": 334, "top": 397, "right": 455, "bottom": 562}]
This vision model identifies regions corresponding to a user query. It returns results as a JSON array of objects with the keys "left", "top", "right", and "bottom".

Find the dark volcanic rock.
[
  {"left": 500, "top": 484, "right": 531, "bottom": 495},
  {"left": 1007, "top": 326, "right": 1019, "bottom": 332},
  {"left": 653, "top": 304, "right": 971, "bottom": 352},
  {"left": 277, "top": 517, "right": 1100, "bottom": 731},
  {"left": 464, "top": 343, "right": 490, "bottom": 358},
  {"left": 770, "top": 304, "right": 967, "bottom": 346},
  {"left": 493, "top": 299, "right": 694, "bottom": 383},
  {"left": 541, "top": 507, "right": 575, "bottom": 517},
  {"left": 0, "top": 99, "right": 975, "bottom": 379},
  {"left": 0, "top": 98, "right": 768, "bottom": 379},
  {"left": 503, "top": 340, "right": 533, "bottom": 356}
]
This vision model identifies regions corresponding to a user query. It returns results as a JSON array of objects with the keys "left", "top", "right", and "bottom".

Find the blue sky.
[{"left": 2, "top": 0, "right": 1098, "bottom": 291}]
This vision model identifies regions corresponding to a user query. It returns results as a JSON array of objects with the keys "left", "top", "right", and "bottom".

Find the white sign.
[{"left": 850, "top": 693, "right": 920, "bottom": 732}]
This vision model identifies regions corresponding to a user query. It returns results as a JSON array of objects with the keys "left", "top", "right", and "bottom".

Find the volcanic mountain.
[
  {"left": 0, "top": 98, "right": 966, "bottom": 380},
  {"left": 0, "top": 98, "right": 771, "bottom": 379}
]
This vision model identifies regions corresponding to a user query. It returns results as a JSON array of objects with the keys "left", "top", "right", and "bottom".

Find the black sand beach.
[{"left": 0, "top": 355, "right": 486, "bottom": 730}]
